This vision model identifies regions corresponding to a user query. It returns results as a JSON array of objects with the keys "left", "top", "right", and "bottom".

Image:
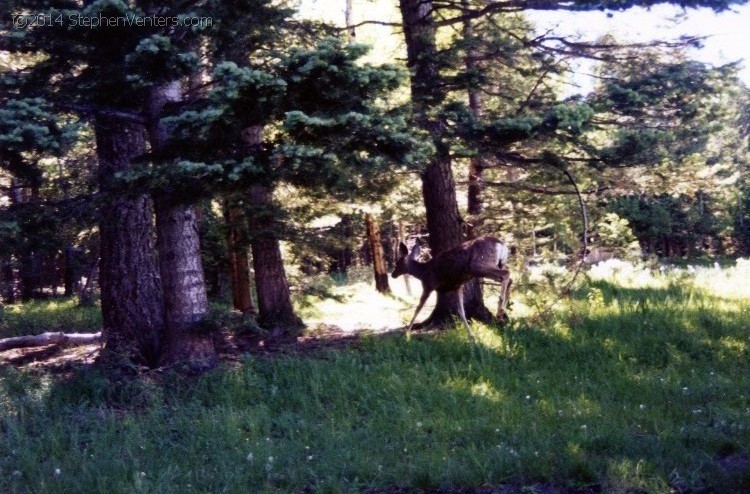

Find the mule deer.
[{"left": 392, "top": 236, "right": 512, "bottom": 335}]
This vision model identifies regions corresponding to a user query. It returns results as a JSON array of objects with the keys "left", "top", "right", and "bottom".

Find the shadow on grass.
[{"left": 1, "top": 283, "right": 748, "bottom": 493}]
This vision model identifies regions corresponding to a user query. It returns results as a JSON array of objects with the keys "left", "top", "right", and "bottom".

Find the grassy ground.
[
  {"left": 0, "top": 299, "right": 101, "bottom": 338},
  {"left": 0, "top": 261, "right": 748, "bottom": 493}
]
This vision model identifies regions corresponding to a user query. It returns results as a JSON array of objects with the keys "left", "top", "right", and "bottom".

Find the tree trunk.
[
  {"left": 248, "top": 184, "right": 303, "bottom": 334},
  {"left": 241, "top": 126, "right": 302, "bottom": 334},
  {"left": 147, "top": 81, "right": 216, "bottom": 368},
  {"left": 1, "top": 260, "right": 17, "bottom": 304},
  {"left": 95, "top": 115, "right": 164, "bottom": 367},
  {"left": 399, "top": 0, "right": 493, "bottom": 327},
  {"left": 344, "top": 0, "right": 356, "bottom": 42},
  {"left": 331, "top": 214, "right": 354, "bottom": 274},
  {"left": 365, "top": 213, "right": 390, "bottom": 293},
  {"left": 463, "top": 7, "right": 486, "bottom": 240},
  {"left": 396, "top": 221, "right": 413, "bottom": 295},
  {"left": 154, "top": 198, "right": 215, "bottom": 366},
  {"left": 62, "top": 246, "right": 78, "bottom": 297},
  {"left": 225, "top": 201, "right": 256, "bottom": 314}
]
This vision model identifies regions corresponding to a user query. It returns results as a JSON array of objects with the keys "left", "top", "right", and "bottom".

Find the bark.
[
  {"left": 147, "top": 81, "right": 216, "bottom": 368},
  {"left": 18, "top": 255, "right": 37, "bottom": 301},
  {"left": 0, "top": 332, "right": 101, "bottom": 352},
  {"left": 463, "top": 5, "right": 486, "bottom": 240},
  {"left": 225, "top": 202, "right": 256, "bottom": 314},
  {"left": 154, "top": 198, "right": 215, "bottom": 366},
  {"left": 344, "top": 0, "right": 356, "bottom": 42},
  {"left": 241, "top": 126, "right": 302, "bottom": 334},
  {"left": 399, "top": 0, "right": 493, "bottom": 327},
  {"left": 365, "top": 213, "right": 391, "bottom": 293},
  {"left": 248, "top": 184, "right": 303, "bottom": 334},
  {"left": 331, "top": 215, "right": 354, "bottom": 274},
  {"left": 1, "top": 259, "right": 17, "bottom": 304},
  {"left": 95, "top": 115, "right": 164, "bottom": 367},
  {"left": 62, "top": 246, "right": 78, "bottom": 297},
  {"left": 5, "top": 181, "right": 22, "bottom": 303}
]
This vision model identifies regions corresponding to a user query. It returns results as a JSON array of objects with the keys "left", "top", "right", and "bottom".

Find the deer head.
[{"left": 392, "top": 242, "right": 421, "bottom": 279}]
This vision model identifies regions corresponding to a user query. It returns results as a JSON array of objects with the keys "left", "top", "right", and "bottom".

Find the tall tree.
[
  {"left": 225, "top": 199, "right": 256, "bottom": 314},
  {"left": 3, "top": 0, "right": 217, "bottom": 367},
  {"left": 395, "top": 0, "right": 747, "bottom": 326},
  {"left": 399, "top": 0, "right": 494, "bottom": 327},
  {"left": 96, "top": 114, "right": 164, "bottom": 366},
  {"left": 161, "top": 38, "right": 424, "bottom": 333},
  {"left": 146, "top": 77, "right": 216, "bottom": 367}
]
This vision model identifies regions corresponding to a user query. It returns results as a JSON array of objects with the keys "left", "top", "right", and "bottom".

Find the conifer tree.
[{"left": 395, "top": 0, "right": 747, "bottom": 327}]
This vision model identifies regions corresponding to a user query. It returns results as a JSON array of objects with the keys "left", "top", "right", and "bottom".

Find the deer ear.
[
  {"left": 399, "top": 242, "right": 409, "bottom": 257},
  {"left": 410, "top": 244, "right": 421, "bottom": 258}
]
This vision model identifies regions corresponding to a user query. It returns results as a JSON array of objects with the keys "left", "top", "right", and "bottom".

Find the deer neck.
[{"left": 407, "top": 258, "right": 431, "bottom": 282}]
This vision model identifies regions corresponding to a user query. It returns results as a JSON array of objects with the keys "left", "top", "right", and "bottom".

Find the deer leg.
[
  {"left": 456, "top": 286, "right": 475, "bottom": 344},
  {"left": 472, "top": 266, "right": 513, "bottom": 321},
  {"left": 407, "top": 290, "right": 431, "bottom": 331},
  {"left": 497, "top": 271, "right": 512, "bottom": 321}
]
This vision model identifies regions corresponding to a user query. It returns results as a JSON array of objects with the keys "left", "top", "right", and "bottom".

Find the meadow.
[{"left": 1, "top": 260, "right": 748, "bottom": 493}]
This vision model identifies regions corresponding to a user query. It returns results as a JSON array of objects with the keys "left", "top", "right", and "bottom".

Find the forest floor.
[{"left": 1, "top": 260, "right": 749, "bottom": 493}]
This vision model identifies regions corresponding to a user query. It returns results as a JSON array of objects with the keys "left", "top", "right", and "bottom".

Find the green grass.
[
  {"left": 0, "top": 298, "right": 102, "bottom": 338},
  {"left": 1, "top": 263, "right": 749, "bottom": 493}
]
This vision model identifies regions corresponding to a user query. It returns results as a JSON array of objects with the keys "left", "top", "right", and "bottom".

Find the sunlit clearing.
[{"left": 301, "top": 281, "right": 410, "bottom": 333}]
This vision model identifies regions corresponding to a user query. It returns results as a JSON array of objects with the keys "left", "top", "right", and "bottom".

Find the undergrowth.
[{"left": 1, "top": 262, "right": 748, "bottom": 493}]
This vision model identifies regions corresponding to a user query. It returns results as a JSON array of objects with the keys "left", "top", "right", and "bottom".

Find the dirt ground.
[{"left": 0, "top": 323, "right": 382, "bottom": 373}]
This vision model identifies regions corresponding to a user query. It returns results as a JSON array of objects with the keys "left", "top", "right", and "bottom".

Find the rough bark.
[
  {"left": 248, "top": 184, "right": 303, "bottom": 334},
  {"left": 365, "top": 213, "right": 391, "bottom": 293},
  {"left": 147, "top": 81, "right": 216, "bottom": 368},
  {"left": 95, "top": 115, "right": 164, "bottom": 367},
  {"left": 154, "top": 198, "right": 215, "bottom": 366},
  {"left": 399, "top": 0, "right": 493, "bottom": 327},
  {"left": 242, "top": 126, "right": 302, "bottom": 334},
  {"left": 19, "top": 252, "right": 45, "bottom": 301},
  {"left": 225, "top": 202, "right": 256, "bottom": 314}
]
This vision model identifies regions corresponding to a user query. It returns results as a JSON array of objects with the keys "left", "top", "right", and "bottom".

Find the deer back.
[{"left": 426, "top": 237, "right": 508, "bottom": 292}]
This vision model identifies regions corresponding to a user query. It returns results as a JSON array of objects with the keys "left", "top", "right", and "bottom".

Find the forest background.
[{"left": 1, "top": 0, "right": 749, "bottom": 490}]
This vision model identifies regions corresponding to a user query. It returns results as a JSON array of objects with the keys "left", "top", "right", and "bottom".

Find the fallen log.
[{"left": 0, "top": 332, "right": 102, "bottom": 352}]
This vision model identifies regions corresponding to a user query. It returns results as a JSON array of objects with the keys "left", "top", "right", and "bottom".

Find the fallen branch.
[{"left": 0, "top": 332, "right": 102, "bottom": 352}]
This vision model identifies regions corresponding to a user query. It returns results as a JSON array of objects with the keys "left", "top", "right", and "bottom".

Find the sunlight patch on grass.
[
  {"left": 1, "top": 264, "right": 749, "bottom": 493},
  {"left": 298, "top": 281, "right": 407, "bottom": 332},
  {"left": 470, "top": 380, "right": 503, "bottom": 402},
  {"left": 0, "top": 298, "right": 101, "bottom": 338}
]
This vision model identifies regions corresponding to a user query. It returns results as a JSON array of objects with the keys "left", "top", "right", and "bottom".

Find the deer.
[{"left": 391, "top": 236, "right": 512, "bottom": 338}]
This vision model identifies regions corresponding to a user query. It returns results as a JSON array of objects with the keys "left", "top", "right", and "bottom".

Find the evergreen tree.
[
  {"left": 157, "top": 37, "right": 425, "bottom": 332},
  {"left": 393, "top": 0, "right": 747, "bottom": 326}
]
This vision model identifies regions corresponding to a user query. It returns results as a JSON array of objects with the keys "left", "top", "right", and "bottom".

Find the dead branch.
[{"left": 0, "top": 332, "right": 102, "bottom": 352}]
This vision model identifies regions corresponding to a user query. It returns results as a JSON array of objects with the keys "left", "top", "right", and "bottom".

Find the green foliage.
[
  {"left": 125, "top": 35, "right": 198, "bottom": 88},
  {"left": 149, "top": 37, "right": 427, "bottom": 203},
  {"left": 590, "top": 60, "right": 721, "bottom": 167},
  {"left": 0, "top": 98, "right": 71, "bottom": 185},
  {"left": 595, "top": 212, "right": 641, "bottom": 257},
  {"left": 610, "top": 193, "right": 722, "bottom": 255}
]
